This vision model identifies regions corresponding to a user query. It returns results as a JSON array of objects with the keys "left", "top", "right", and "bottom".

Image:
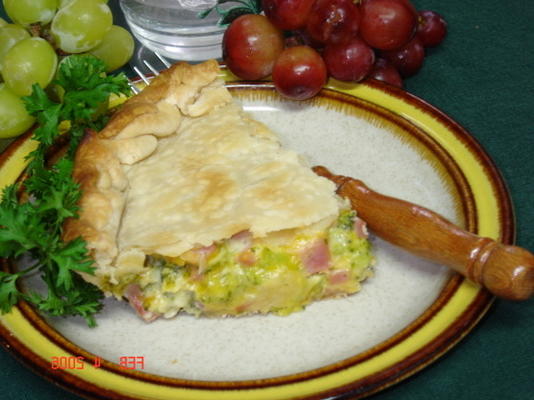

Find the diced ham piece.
[
  {"left": 354, "top": 216, "right": 369, "bottom": 238},
  {"left": 230, "top": 230, "right": 253, "bottom": 251},
  {"left": 196, "top": 243, "right": 217, "bottom": 258},
  {"left": 237, "top": 249, "right": 256, "bottom": 266},
  {"left": 300, "top": 239, "right": 331, "bottom": 274},
  {"left": 124, "top": 284, "right": 160, "bottom": 322},
  {"left": 235, "top": 302, "right": 252, "bottom": 314},
  {"left": 328, "top": 269, "right": 350, "bottom": 285},
  {"left": 195, "top": 243, "right": 217, "bottom": 275},
  {"left": 231, "top": 230, "right": 252, "bottom": 241},
  {"left": 181, "top": 244, "right": 216, "bottom": 265},
  {"left": 190, "top": 268, "right": 204, "bottom": 281},
  {"left": 230, "top": 230, "right": 256, "bottom": 266}
]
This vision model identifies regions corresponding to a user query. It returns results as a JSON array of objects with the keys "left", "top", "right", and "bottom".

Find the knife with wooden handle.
[{"left": 313, "top": 166, "right": 534, "bottom": 301}]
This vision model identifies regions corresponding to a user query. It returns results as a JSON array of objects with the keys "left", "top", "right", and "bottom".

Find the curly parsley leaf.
[
  {"left": 29, "top": 264, "right": 103, "bottom": 328},
  {"left": 0, "top": 272, "right": 23, "bottom": 314},
  {"left": 24, "top": 158, "right": 82, "bottom": 229},
  {"left": 23, "top": 85, "right": 61, "bottom": 147},
  {"left": 57, "top": 56, "right": 130, "bottom": 129},
  {"left": 0, "top": 186, "right": 49, "bottom": 258},
  {"left": 198, "top": 0, "right": 262, "bottom": 26},
  {"left": 51, "top": 237, "right": 96, "bottom": 290},
  {"left": 0, "top": 55, "right": 131, "bottom": 326}
]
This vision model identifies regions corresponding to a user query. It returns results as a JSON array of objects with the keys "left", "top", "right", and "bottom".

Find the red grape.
[
  {"left": 381, "top": 35, "right": 424, "bottom": 77},
  {"left": 305, "top": 0, "right": 361, "bottom": 45},
  {"left": 417, "top": 10, "right": 447, "bottom": 47},
  {"left": 272, "top": 45, "right": 327, "bottom": 100},
  {"left": 368, "top": 58, "right": 403, "bottom": 88},
  {"left": 360, "top": 0, "right": 417, "bottom": 50},
  {"left": 223, "top": 14, "right": 284, "bottom": 80},
  {"left": 262, "top": 0, "right": 316, "bottom": 31},
  {"left": 323, "top": 37, "right": 375, "bottom": 82},
  {"left": 399, "top": 0, "right": 417, "bottom": 16},
  {"left": 286, "top": 29, "right": 325, "bottom": 50}
]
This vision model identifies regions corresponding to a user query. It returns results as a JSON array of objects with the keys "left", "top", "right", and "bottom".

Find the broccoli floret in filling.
[
  {"left": 328, "top": 209, "right": 373, "bottom": 273},
  {"left": 132, "top": 208, "right": 373, "bottom": 316},
  {"left": 335, "top": 209, "right": 357, "bottom": 230}
]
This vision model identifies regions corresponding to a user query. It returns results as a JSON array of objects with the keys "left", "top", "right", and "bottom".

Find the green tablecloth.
[{"left": 1, "top": 1, "right": 532, "bottom": 399}]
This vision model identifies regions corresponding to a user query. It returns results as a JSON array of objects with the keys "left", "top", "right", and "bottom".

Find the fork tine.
[
  {"left": 154, "top": 52, "right": 171, "bottom": 69},
  {"left": 128, "top": 81, "right": 141, "bottom": 95},
  {"left": 143, "top": 59, "right": 160, "bottom": 76},
  {"left": 130, "top": 51, "right": 172, "bottom": 94},
  {"left": 133, "top": 65, "right": 151, "bottom": 85}
]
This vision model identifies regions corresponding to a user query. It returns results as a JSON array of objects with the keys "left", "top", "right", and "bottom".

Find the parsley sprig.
[
  {"left": 198, "top": 0, "right": 262, "bottom": 26},
  {"left": 0, "top": 55, "right": 131, "bottom": 327}
]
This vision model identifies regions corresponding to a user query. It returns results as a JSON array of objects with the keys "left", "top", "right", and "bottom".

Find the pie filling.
[{"left": 104, "top": 209, "right": 374, "bottom": 321}]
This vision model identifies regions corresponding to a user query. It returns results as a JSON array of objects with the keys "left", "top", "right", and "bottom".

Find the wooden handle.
[{"left": 313, "top": 166, "right": 534, "bottom": 301}]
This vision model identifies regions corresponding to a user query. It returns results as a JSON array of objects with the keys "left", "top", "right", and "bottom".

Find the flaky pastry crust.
[{"left": 63, "top": 60, "right": 340, "bottom": 291}]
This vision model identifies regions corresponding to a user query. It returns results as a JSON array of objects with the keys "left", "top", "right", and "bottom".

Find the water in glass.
[{"left": 119, "top": 0, "right": 229, "bottom": 61}]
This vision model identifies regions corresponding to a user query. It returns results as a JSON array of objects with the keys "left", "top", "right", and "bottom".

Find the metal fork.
[{"left": 128, "top": 51, "right": 171, "bottom": 94}]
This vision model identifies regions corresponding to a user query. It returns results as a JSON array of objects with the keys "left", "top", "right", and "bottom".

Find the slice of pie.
[{"left": 63, "top": 60, "right": 374, "bottom": 321}]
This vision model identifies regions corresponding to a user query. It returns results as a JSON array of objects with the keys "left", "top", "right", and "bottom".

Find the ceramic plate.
[{"left": 0, "top": 78, "right": 512, "bottom": 400}]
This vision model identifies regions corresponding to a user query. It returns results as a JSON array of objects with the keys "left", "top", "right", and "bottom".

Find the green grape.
[
  {"left": 0, "top": 83, "right": 35, "bottom": 138},
  {"left": 0, "top": 18, "right": 7, "bottom": 27},
  {"left": 1, "top": 37, "right": 58, "bottom": 96},
  {"left": 87, "top": 25, "right": 134, "bottom": 72},
  {"left": 0, "top": 24, "right": 31, "bottom": 73},
  {"left": 51, "top": 0, "right": 112, "bottom": 53},
  {"left": 59, "top": 0, "right": 107, "bottom": 7},
  {"left": 3, "top": 0, "right": 58, "bottom": 26}
]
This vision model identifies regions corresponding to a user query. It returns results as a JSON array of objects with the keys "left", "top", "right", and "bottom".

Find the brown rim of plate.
[
  {"left": 0, "top": 81, "right": 513, "bottom": 399},
  {"left": 0, "top": 128, "right": 35, "bottom": 167}
]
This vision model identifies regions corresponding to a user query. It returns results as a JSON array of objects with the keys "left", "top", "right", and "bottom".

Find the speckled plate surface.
[{"left": 0, "top": 78, "right": 511, "bottom": 400}]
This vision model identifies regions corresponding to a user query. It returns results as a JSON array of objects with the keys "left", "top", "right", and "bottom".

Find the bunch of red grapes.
[{"left": 223, "top": 0, "right": 447, "bottom": 100}]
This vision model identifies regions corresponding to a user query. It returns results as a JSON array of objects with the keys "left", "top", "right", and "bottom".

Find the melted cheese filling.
[{"left": 121, "top": 209, "right": 374, "bottom": 319}]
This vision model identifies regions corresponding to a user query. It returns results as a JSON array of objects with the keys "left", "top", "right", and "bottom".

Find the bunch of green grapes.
[{"left": 0, "top": 0, "right": 134, "bottom": 138}]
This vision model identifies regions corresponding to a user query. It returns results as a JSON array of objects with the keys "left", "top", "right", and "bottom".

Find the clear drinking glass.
[{"left": 119, "top": 0, "right": 229, "bottom": 61}]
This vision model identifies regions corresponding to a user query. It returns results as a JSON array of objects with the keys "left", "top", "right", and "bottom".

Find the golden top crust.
[{"left": 63, "top": 60, "right": 340, "bottom": 289}]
